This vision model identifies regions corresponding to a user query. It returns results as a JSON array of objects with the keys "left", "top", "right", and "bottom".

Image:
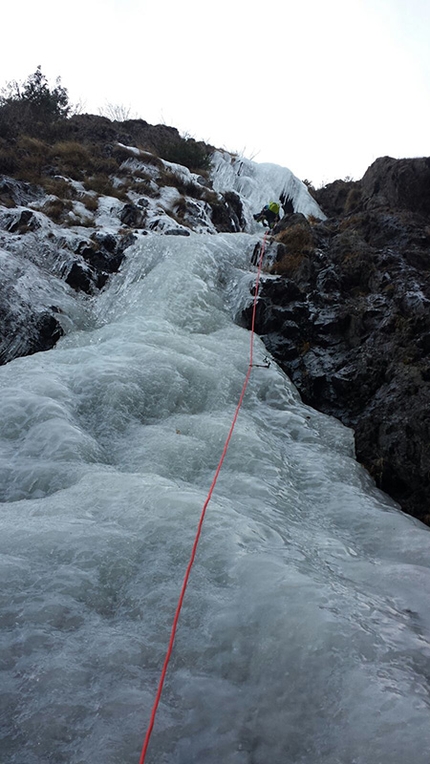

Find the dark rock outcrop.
[
  {"left": 5, "top": 208, "right": 41, "bottom": 233},
  {"left": 210, "top": 191, "right": 245, "bottom": 232},
  {"left": 119, "top": 203, "right": 146, "bottom": 228},
  {"left": 0, "top": 301, "right": 64, "bottom": 366},
  {"left": 164, "top": 228, "right": 190, "bottom": 236},
  {"left": 0, "top": 177, "right": 44, "bottom": 208},
  {"left": 244, "top": 156, "right": 430, "bottom": 525},
  {"left": 0, "top": 174, "right": 139, "bottom": 364},
  {"left": 66, "top": 234, "right": 132, "bottom": 294},
  {"left": 361, "top": 156, "right": 430, "bottom": 217}
]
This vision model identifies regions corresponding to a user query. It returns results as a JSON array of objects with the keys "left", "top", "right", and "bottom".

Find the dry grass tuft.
[
  {"left": 0, "top": 147, "right": 18, "bottom": 175},
  {"left": 51, "top": 141, "right": 93, "bottom": 179},
  {"left": 9, "top": 136, "right": 50, "bottom": 179},
  {"left": 174, "top": 196, "right": 187, "bottom": 219},
  {"left": 41, "top": 177, "right": 77, "bottom": 199},
  {"left": 275, "top": 223, "right": 313, "bottom": 251},
  {"left": 83, "top": 174, "right": 128, "bottom": 201},
  {"left": 81, "top": 194, "right": 98, "bottom": 212},
  {"left": 51, "top": 141, "right": 92, "bottom": 162},
  {"left": 137, "top": 150, "right": 163, "bottom": 168},
  {"left": 271, "top": 223, "right": 314, "bottom": 275},
  {"left": 158, "top": 169, "right": 203, "bottom": 199},
  {"left": 339, "top": 214, "right": 362, "bottom": 232},
  {"left": 271, "top": 250, "right": 308, "bottom": 276},
  {"left": 345, "top": 187, "right": 362, "bottom": 213},
  {"left": 42, "top": 198, "right": 73, "bottom": 223}
]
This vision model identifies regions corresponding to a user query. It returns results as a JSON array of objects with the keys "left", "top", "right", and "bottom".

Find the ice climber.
[{"left": 253, "top": 201, "right": 281, "bottom": 229}]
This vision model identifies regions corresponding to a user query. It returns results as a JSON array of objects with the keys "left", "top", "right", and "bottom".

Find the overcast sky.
[{"left": 2, "top": 0, "right": 429, "bottom": 186}]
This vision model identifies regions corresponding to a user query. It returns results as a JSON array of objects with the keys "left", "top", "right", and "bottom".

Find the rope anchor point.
[{"left": 251, "top": 356, "right": 271, "bottom": 368}]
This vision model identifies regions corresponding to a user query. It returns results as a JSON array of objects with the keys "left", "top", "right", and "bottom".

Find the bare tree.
[
  {"left": 98, "top": 102, "right": 137, "bottom": 121},
  {"left": 69, "top": 98, "right": 87, "bottom": 116}
]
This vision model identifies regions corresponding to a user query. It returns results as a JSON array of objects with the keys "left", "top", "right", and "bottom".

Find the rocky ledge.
[{"left": 243, "top": 156, "right": 430, "bottom": 526}]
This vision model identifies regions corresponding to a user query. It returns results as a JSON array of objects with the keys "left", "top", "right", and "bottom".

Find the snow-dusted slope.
[
  {"left": 211, "top": 149, "right": 326, "bottom": 228},
  {"left": 0, "top": 143, "right": 325, "bottom": 366}
]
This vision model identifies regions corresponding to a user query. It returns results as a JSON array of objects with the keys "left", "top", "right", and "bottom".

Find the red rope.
[{"left": 138, "top": 232, "right": 269, "bottom": 763}]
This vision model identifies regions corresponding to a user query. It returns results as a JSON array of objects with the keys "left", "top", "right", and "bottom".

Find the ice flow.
[{"left": 1, "top": 231, "right": 430, "bottom": 764}]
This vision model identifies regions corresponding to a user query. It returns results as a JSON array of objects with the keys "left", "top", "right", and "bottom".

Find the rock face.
[
  {"left": 243, "top": 157, "right": 430, "bottom": 525},
  {"left": 0, "top": 302, "right": 64, "bottom": 366}
]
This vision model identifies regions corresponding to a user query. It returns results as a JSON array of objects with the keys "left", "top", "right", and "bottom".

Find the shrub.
[
  {"left": 155, "top": 136, "right": 212, "bottom": 172},
  {"left": 18, "top": 66, "right": 69, "bottom": 119},
  {"left": 0, "top": 66, "right": 70, "bottom": 138}
]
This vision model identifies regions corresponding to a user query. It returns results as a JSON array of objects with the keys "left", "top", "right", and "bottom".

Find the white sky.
[{"left": 2, "top": 0, "right": 429, "bottom": 187}]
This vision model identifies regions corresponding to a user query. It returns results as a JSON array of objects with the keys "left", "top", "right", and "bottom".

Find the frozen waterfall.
[{"left": 1, "top": 231, "right": 430, "bottom": 764}]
